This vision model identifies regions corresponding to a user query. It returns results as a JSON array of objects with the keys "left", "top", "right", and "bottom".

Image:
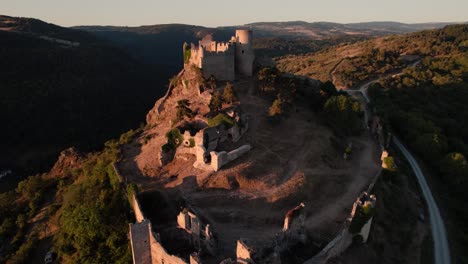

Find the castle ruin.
[{"left": 184, "top": 29, "right": 255, "bottom": 81}]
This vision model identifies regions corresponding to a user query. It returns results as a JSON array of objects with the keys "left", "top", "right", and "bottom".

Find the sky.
[{"left": 1, "top": 0, "right": 467, "bottom": 27}]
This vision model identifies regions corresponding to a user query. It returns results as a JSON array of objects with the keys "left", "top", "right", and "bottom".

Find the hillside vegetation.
[
  {"left": 75, "top": 21, "right": 456, "bottom": 68},
  {"left": 278, "top": 24, "right": 468, "bottom": 263},
  {"left": 367, "top": 25, "right": 468, "bottom": 263},
  {"left": 0, "top": 16, "right": 167, "bottom": 177},
  {"left": 276, "top": 24, "right": 467, "bottom": 88},
  {"left": 0, "top": 132, "right": 136, "bottom": 263}
]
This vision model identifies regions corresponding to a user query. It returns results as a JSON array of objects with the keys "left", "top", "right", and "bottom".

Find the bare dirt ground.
[{"left": 118, "top": 74, "right": 381, "bottom": 260}]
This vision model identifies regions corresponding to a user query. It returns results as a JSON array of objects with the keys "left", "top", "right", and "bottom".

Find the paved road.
[
  {"left": 345, "top": 60, "right": 422, "bottom": 103},
  {"left": 345, "top": 60, "right": 451, "bottom": 264},
  {"left": 393, "top": 137, "right": 451, "bottom": 264}
]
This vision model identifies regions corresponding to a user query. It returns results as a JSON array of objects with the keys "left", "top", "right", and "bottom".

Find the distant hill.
[
  {"left": 276, "top": 24, "right": 468, "bottom": 87},
  {"left": 234, "top": 21, "right": 463, "bottom": 38},
  {"left": 0, "top": 15, "right": 169, "bottom": 177},
  {"left": 74, "top": 20, "right": 462, "bottom": 67}
]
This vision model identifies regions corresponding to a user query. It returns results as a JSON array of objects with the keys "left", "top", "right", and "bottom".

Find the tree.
[
  {"left": 413, "top": 133, "right": 448, "bottom": 162},
  {"left": 222, "top": 82, "right": 237, "bottom": 104},
  {"left": 268, "top": 98, "right": 283, "bottom": 117},
  {"left": 439, "top": 152, "right": 468, "bottom": 186},
  {"left": 176, "top": 99, "right": 193, "bottom": 121},
  {"left": 258, "top": 67, "right": 279, "bottom": 93},
  {"left": 209, "top": 92, "right": 223, "bottom": 112},
  {"left": 323, "top": 95, "right": 363, "bottom": 135}
]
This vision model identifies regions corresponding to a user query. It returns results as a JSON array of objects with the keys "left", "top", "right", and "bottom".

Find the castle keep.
[{"left": 184, "top": 29, "right": 254, "bottom": 81}]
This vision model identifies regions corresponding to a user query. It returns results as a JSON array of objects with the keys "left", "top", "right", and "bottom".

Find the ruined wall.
[
  {"left": 202, "top": 50, "right": 235, "bottom": 81},
  {"left": 132, "top": 195, "right": 145, "bottom": 223},
  {"left": 210, "top": 144, "right": 251, "bottom": 171},
  {"left": 129, "top": 221, "right": 153, "bottom": 264},
  {"left": 189, "top": 45, "right": 203, "bottom": 68},
  {"left": 149, "top": 226, "right": 187, "bottom": 264},
  {"left": 236, "top": 240, "right": 253, "bottom": 264},
  {"left": 129, "top": 196, "right": 187, "bottom": 264}
]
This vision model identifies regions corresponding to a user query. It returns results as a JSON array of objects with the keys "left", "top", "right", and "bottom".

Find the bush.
[
  {"left": 268, "top": 98, "right": 283, "bottom": 117},
  {"left": 383, "top": 156, "right": 396, "bottom": 171},
  {"left": 439, "top": 152, "right": 468, "bottom": 187},
  {"left": 165, "top": 128, "right": 183, "bottom": 147},
  {"left": 183, "top": 42, "right": 191, "bottom": 64},
  {"left": 223, "top": 82, "right": 237, "bottom": 103},
  {"left": 323, "top": 95, "right": 363, "bottom": 135},
  {"left": 209, "top": 92, "right": 223, "bottom": 112},
  {"left": 16, "top": 175, "right": 47, "bottom": 200},
  {"left": 119, "top": 129, "right": 135, "bottom": 145},
  {"left": 208, "top": 113, "right": 235, "bottom": 128},
  {"left": 189, "top": 138, "right": 195, "bottom": 148},
  {"left": 9, "top": 234, "right": 38, "bottom": 264}
]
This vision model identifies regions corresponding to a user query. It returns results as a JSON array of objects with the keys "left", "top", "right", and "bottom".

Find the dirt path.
[
  {"left": 330, "top": 58, "right": 345, "bottom": 89},
  {"left": 305, "top": 136, "right": 380, "bottom": 231}
]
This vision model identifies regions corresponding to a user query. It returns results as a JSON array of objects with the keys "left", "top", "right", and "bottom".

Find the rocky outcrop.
[{"left": 48, "top": 147, "right": 83, "bottom": 178}]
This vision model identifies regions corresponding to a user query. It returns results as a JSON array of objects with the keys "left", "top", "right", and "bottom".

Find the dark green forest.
[
  {"left": 368, "top": 25, "right": 468, "bottom": 263},
  {"left": 0, "top": 23, "right": 168, "bottom": 177}
]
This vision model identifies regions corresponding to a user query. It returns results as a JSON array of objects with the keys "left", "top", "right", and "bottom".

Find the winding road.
[
  {"left": 393, "top": 137, "right": 451, "bottom": 264},
  {"left": 343, "top": 60, "right": 451, "bottom": 264}
]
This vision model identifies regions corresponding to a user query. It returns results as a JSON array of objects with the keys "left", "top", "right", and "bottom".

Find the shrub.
[
  {"left": 9, "top": 234, "right": 38, "bottom": 264},
  {"left": 16, "top": 175, "right": 47, "bottom": 200},
  {"left": 189, "top": 138, "right": 195, "bottom": 148},
  {"left": 268, "top": 98, "right": 283, "bottom": 117},
  {"left": 383, "top": 156, "right": 396, "bottom": 171},
  {"left": 223, "top": 82, "right": 237, "bottom": 103},
  {"left": 183, "top": 42, "right": 191, "bottom": 64},
  {"left": 323, "top": 95, "right": 363, "bottom": 135},
  {"left": 119, "top": 129, "right": 135, "bottom": 145},
  {"left": 208, "top": 113, "right": 235, "bottom": 128},
  {"left": 165, "top": 128, "right": 183, "bottom": 147},
  {"left": 209, "top": 92, "right": 223, "bottom": 112}
]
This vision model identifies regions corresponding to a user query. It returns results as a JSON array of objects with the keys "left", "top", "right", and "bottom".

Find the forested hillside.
[
  {"left": 0, "top": 16, "right": 167, "bottom": 177},
  {"left": 368, "top": 25, "right": 468, "bottom": 263},
  {"left": 277, "top": 24, "right": 467, "bottom": 88},
  {"left": 277, "top": 24, "right": 468, "bottom": 263}
]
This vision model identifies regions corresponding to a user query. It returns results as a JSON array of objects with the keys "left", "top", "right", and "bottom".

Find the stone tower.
[{"left": 235, "top": 29, "right": 254, "bottom": 77}]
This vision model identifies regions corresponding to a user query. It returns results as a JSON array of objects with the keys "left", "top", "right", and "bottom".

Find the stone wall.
[
  {"left": 129, "top": 195, "right": 187, "bottom": 264},
  {"left": 202, "top": 50, "right": 235, "bottom": 81},
  {"left": 210, "top": 144, "right": 252, "bottom": 171},
  {"left": 236, "top": 239, "right": 253, "bottom": 264},
  {"left": 176, "top": 208, "right": 218, "bottom": 255},
  {"left": 132, "top": 195, "right": 145, "bottom": 223},
  {"left": 185, "top": 29, "right": 254, "bottom": 81}
]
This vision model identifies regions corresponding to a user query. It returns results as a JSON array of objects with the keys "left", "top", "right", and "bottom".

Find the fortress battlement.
[{"left": 184, "top": 29, "right": 254, "bottom": 81}]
